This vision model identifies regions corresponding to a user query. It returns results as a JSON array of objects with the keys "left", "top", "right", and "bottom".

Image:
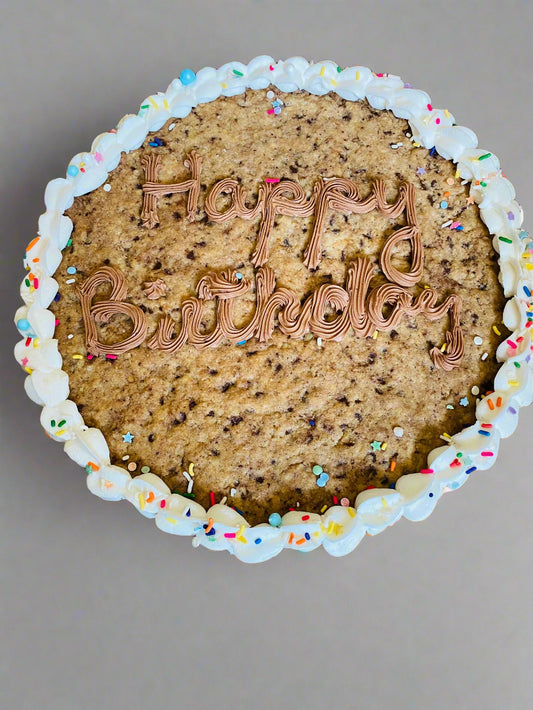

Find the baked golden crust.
[{"left": 51, "top": 90, "right": 505, "bottom": 524}]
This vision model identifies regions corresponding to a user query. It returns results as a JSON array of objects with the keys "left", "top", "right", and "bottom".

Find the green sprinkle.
[
  {"left": 480, "top": 181, "right": 487, "bottom": 187},
  {"left": 337, "top": 66, "right": 342, "bottom": 73},
  {"left": 66, "top": 239, "right": 72, "bottom": 247},
  {"left": 457, "top": 452, "right": 463, "bottom": 458},
  {"left": 312, "top": 465, "right": 323, "bottom": 475},
  {"left": 514, "top": 361, "right": 521, "bottom": 368},
  {"left": 478, "top": 153, "right": 492, "bottom": 161},
  {"left": 140, "top": 104, "right": 149, "bottom": 109},
  {"left": 51, "top": 420, "right": 56, "bottom": 427},
  {"left": 85, "top": 464, "right": 92, "bottom": 475},
  {"left": 58, "top": 419, "right": 66, "bottom": 427},
  {"left": 140, "top": 465, "right": 150, "bottom": 474},
  {"left": 181, "top": 491, "right": 196, "bottom": 499},
  {"left": 233, "top": 69, "right": 244, "bottom": 76},
  {"left": 499, "top": 236, "right": 512, "bottom": 243},
  {"left": 25, "top": 279, "right": 30, "bottom": 287}
]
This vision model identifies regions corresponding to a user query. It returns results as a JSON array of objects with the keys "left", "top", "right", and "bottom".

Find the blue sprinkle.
[
  {"left": 450, "top": 482, "right": 460, "bottom": 489},
  {"left": 180, "top": 68, "right": 196, "bottom": 85},
  {"left": 304, "top": 532, "right": 310, "bottom": 540},
  {"left": 508, "top": 406, "right": 517, "bottom": 415},
  {"left": 235, "top": 272, "right": 243, "bottom": 280},
  {"left": 273, "top": 106, "right": 281, "bottom": 115},
  {"left": 440, "top": 200, "right": 448, "bottom": 209},
  {"left": 66, "top": 266, "right": 77, "bottom": 275},
  {"left": 67, "top": 165, "right": 79, "bottom": 177},
  {"left": 316, "top": 472, "right": 329, "bottom": 487},
  {"left": 456, "top": 225, "right": 463, "bottom": 231},
  {"left": 254, "top": 538, "right": 262, "bottom": 545},
  {"left": 269, "top": 512, "right": 282, "bottom": 527},
  {"left": 272, "top": 100, "right": 282, "bottom": 108},
  {"left": 478, "top": 430, "right": 490, "bottom": 437},
  {"left": 465, "top": 466, "right": 477, "bottom": 475},
  {"left": 203, "top": 524, "right": 216, "bottom": 536},
  {"left": 185, "top": 508, "right": 191, "bottom": 517},
  {"left": 524, "top": 285, "right": 531, "bottom": 297},
  {"left": 519, "top": 230, "right": 529, "bottom": 240},
  {"left": 237, "top": 340, "right": 247, "bottom": 346},
  {"left": 309, "top": 419, "right": 315, "bottom": 427},
  {"left": 429, "top": 492, "right": 434, "bottom": 498},
  {"left": 389, "top": 483, "right": 396, "bottom": 489},
  {"left": 429, "top": 147, "right": 437, "bottom": 156},
  {"left": 54, "top": 293, "right": 61, "bottom": 302},
  {"left": 16, "top": 318, "right": 30, "bottom": 331},
  {"left": 232, "top": 506, "right": 244, "bottom": 515}
]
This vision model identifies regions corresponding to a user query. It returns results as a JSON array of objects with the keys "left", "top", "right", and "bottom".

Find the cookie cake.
[{"left": 14, "top": 57, "right": 532, "bottom": 562}]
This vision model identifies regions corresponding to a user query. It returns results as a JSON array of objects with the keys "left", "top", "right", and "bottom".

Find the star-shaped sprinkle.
[
  {"left": 459, "top": 397, "right": 469, "bottom": 407},
  {"left": 122, "top": 432, "right": 134, "bottom": 443},
  {"left": 21, "top": 357, "right": 29, "bottom": 367},
  {"left": 416, "top": 167, "right": 426, "bottom": 175},
  {"left": 371, "top": 440, "right": 382, "bottom": 451}
]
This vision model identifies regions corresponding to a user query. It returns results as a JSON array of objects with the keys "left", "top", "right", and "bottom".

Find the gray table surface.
[{"left": 2, "top": 2, "right": 532, "bottom": 709}]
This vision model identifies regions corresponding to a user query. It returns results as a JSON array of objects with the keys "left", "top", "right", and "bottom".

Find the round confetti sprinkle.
[
  {"left": 127, "top": 462, "right": 137, "bottom": 472},
  {"left": 446, "top": 178, "right": 454, "bottom": 185},
  {"left": 140, "top": 465, "right": 150, "bottom": 474},
  {"left": 16, "top": 318, "right": 30, "bottom": 331},
  {"left": 67, "top": 165, "right": 79, "bottom": 177},
  {"left": 473, "top": 336, "right": 483, "bottom": 346},
  {"left": 340, "top": 498, "right": 350, "bottom": 506},
  {"left": 180, "top": 68, "right": 196, "bottom": 85},
  {"left": 66, "top": 266, "right": 77, "bottom": 275},
  {"left": 393, "top": 426, "right": 404, "bottom": 438},
  {"left": 266, "top": 90, "right": 274, "bottom": 99},
  {"left": 103, "top": 184, "right": 111, "bottom": 192},
  {"left": 316, "top": 472, "right": 329, "bottom": 487},
  {"left": 269, "top": 512, "right": 282, "bottom": 526},
  {"left": 312, "top": 465, "right": 323, "bottom": 475},
  {"left": 471, "top": 386, "right": 480, "bottom": 396},
  {"left": 440, "top": 200, "right": 448, "bottom": 209}
]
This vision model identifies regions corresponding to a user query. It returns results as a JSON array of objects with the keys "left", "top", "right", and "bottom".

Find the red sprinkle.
[
  {"left": 25, "top": 337, "right": 32, "bottom": 347},
  {"left": 506, "top": 339, "right": 517, "bottom": 349},
  {"left": 55, "top": 319, "right": 59, "bottom": 326},
  {"left": 481, "top": 423, "right": 493, "bottom": 429},
  {"left": 33, "top": 278, "right": 39, "bottom": 289},
  {"left": 87, "top": 354, "right": 94, "bottom": 360},
  {"left": 302, "top": 514, "right": 310, "bottom": 521},
  {"left": 427, "top": 103, "right": 433, "bottom": 111},
  {"left": 224, "top": 532, "right": 236, "bottom": 538},
  {"left": 105, "top": 354, "right": 117, "bottom": 360},
  {"left": 160, "top": 500, "right": 166, "bottom": 508},
  {"left": 481, "top": 451, "right": 494, "bottom": 457},
  {"left": 209, "top": 491, "right": 215, "bottom": 507},
  {"left": 421, "top": 468, "right": 434, "bottom": 474},
  {"left": 332, "top": 496, "right": 339, "bottom": 504},
  {"left": 435, "top": 117, "right": 441, "bottom": 124},
  {"left": 450, "top": 459, "right": 461, "bottom": 467}
]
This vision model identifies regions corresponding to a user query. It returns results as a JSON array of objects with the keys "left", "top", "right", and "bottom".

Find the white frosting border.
[{"left": 14, "top": 56, "right": 533, "bottom": 563}]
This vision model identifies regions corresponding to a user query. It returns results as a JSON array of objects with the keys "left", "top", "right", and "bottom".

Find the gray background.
[{"left": 1, "top": 1, "right": 532, "bottom": 709}]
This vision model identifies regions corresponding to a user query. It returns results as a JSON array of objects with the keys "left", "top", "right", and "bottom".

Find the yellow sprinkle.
[
  {"left": 221, "top": 82, "right": 227, "bottom": 89},
  {"left": 163, "top": 99, "right": 169, "bottom": 110},
  {"left": 381, "top": 442, "right": 387, "bottom": 451},
  {"left": 441, "top": 342, "right": 447, "bottom": 352},
  {"left": 188, "top": 462, "right": 195, "bottom": 477},
  {"left": 372, "top": 330, "right": 378, "bottom": 339},
  {"left": 348, "top": 507, "right": 356, "bottom": 518},
  {"left": 381, "top": 497, "right": 387, "bottom": 508},
  {"left": 165, "top": 516, "right": 177, "bottom": 525},
  {"left": 526, "top": 263, "right": 533, "bottom": 271},
  {"left": 138, "top": 492, "right": 145, "bottom": 511},
  {"left": 29, "top": 286, "right": 35, "bottom": 293},
  {"left": 508, "top": 380, "right": 520, "bottom": 387},
  {"left": 148, "top": 96, "right": 158, "bottom": 108},
  {"left": 355, "top": 71, "right": 360, "bottom": 81},
  {"left": 330, "top": 78, "right": 337, "bottom": 86},
  {"left": 319, "top": 66, "right": 325, "bottom": 76},
  {"left": 72, "top": 354, "right": 83, "bottom": 360},
  {"left": 23, "top": 367, "right": 33, "bottom": 374},
  {"left": 55, "top": 429, "right": 66, "bottom": 436},
  {"left": 33, "top": 339, "right": 39, "bottom": 348},
  {"left": 413, "top": 142, "right": 421, "bottom": 148},
  {"left": 313, "top": 531, "right": 320, "bottom": 537},
  {"left": 236, "top": 524, "right": 247, "bottom": 543},
  {"left": 320, "top": 504, "right": 328, "bottom": 513},
  {"left": 493, "top": 325, "right": 502, "bottom": 336},
  {"left": 455, "top": 169, "right": 461, "bottom": 179},
  {"left": 444, "top": 109, "right": 450, "bottom": 118},
  {"left": 442, "top": 432, "right": 451, "bottom": 440}
]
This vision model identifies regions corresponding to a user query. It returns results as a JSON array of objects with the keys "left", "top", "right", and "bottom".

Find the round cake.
[{"left": 15, "top": 57, "right": 532, "bottom": 562}]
